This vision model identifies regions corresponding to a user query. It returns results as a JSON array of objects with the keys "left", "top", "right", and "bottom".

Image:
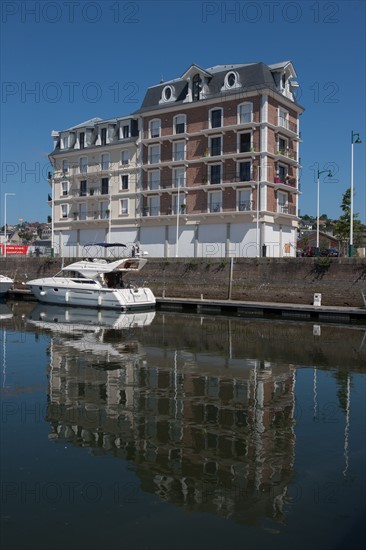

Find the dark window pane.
[
  {"left": 239, "top": 162, "right": 251, "bottom": 181},
  {"left": 211, "top": 110, "right": 222, "bottom": 128}
]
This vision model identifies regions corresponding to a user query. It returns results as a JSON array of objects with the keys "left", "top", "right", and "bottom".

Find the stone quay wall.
[{"left": 1, "top": 256, "right": 366, "bottom": 307}]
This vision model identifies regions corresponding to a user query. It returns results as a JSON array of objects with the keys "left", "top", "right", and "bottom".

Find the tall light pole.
[
  {"left": 316, "top": 169, "right": 332, "bottom": 253},
  {"left": 175, "top": 183, "right": 180, "bottom": 258},
  {"left": 3, "top": 193, "right": 16, "bottom": 258},
  {"left": 350, "top": 131, "right": 362, "bottom": 257}
]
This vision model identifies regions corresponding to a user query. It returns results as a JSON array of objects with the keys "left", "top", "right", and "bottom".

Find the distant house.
[{"left": 297, "top": 230, "right": 340, "bottom": 251}]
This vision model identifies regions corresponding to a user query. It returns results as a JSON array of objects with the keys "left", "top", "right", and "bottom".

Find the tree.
[{"left": 333, "top": 188, "right": 364, "bottom": 250}]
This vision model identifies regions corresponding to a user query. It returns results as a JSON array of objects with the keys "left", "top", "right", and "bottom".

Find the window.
[
  {"left": 149, "top": 119, "right": 161, "bottom": 138},
  {"left": 100, "top": 201, "right": 109, "bottom": 219},
  {"left": 238, "top": 189, "right": 251, "bottom": 211},
  {"left": 210, "top": 109, "right": 222, "bottom": 128},
  {"left": 101, "top": 153, "right": 110, "bottom": 171},
  {"left": 148, "top": 195, "right": 160, "bottom": 216},
  {"left": 121, "top": 150, "right": 130, "bottom": 165},
  {"left": 61, "top": 204, "right": 68, "bottom": 218},
  {"left": 174, "top": 115, "right": 186, "bottom": 134},
  {"left": 210, "top": 136, "right": 222, "bottom": 156},
  {"left": 62, "top": 159, "right": 69, "bottom": 173},
  {"left": 148, "top": 171, "right": 160, "bottom": 190},
  {"left": 120, "top": 198, "right": 129, "bottom": 215},
  {"left": 148, "top": 144, "right": 160, "bottom": 164},
  {"left": 172, "top": 192, "right": 185, "bottom": 215},
  {"left": 238, "top": 103, "right": 253, "bottom": 124},
  {"left": 79, "top": 156, "right": 88, "bottom": 175},
  {"left": 227, "top": 72, "right": 236, "bottom": 87},
  {"left": 239, "top": 133, "right": 251, "bottom": 153},
  {"left": 101, "top": 177, "right": 109, "bottom": 195},
  {"left": 277, "top": 191, "right": 287, "bottom": 213},
  {"left": 79, "top": 132, "right": 85, "bottom": 149},
  {"left": 121, "top": 175, "right": 129, "bottom": 190},
  {"left": 173, "top": 167, "right": 185, "bottom": 188},
  {"left": 79, "top": 202, "right": 87, "bottom": 220},
  {"left": 278, "top": 137, "right": 288, "bottom": 155},
  {"left": 61, "top": 135, "right": 69, "bottom": 150},
  {"left": 208, "top": 191, "right": 222, "bottom": 213},
  {"left": 122, "top": 125, "right": 129, "bottom": 139},
  {"left": 61, "top": 181, "right": 68, "bottom": 196},
  {"left": 238, "top": 161, "right": 251, "bottom": 182},
  {"left": 80, "top": 180, "right": 87, "bottom": 197},
  {"left": 209, "top": 164, "right": 221, "bottom": 185},
  {"left": 101, "top": 128, "right": 107, "bottom": 146},
  {"left": 278, "top": 163, "right": 287, "bottom": 182},
  {"left": 193, "top": 74, "right": 201, "bottom": 101},
  {"left": 173, "top": 141, "right": 185, "bottom": 161},
  {"left": 278, "top": 108, "right": 288, "bottom": 129},
  {"left": 163, "top": 86, "right": 172, "bottom": 101}
]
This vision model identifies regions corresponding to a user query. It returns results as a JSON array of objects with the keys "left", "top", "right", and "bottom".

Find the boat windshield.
[{"left": 55, "top": 270, "right": 88, "bottom": 278}]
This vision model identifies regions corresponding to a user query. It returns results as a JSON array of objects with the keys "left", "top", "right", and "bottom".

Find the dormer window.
[
  {"left": 160, "top": 85, "right": 175, "bottom": 104},
  {"left": 101, "top": 128, "right": 107, "bottom": 146},
  {"left": 192, "top": 74, "right": 202, "bottom": 101},
  {"left": 164, "top": 87, "right": 172, "bottom": 100},
  {"left": 79, "top": 132, "right": 85, "bottom": 149},
  {"left": 61, "top": 135, "right": 69, "bottom": 150}
]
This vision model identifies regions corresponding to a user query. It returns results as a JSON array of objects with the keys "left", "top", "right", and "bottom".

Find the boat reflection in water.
[
  {"left": 27, "top": 303, "right": 155, "bottom": 366},
  {"left": 37, "top": 306, "right": 300, "bottom": 525}
]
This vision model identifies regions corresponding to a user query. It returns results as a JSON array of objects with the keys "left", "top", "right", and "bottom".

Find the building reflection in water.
[{"left": 27, "top": 305, "right": 299, "bottom": 525}]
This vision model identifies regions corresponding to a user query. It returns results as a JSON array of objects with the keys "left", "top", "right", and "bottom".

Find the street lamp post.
[
  {"left": 316, "top": 169, "right": 332, "bottom": 254},
  {"left": 3, "top": 193, "right": 16, "bottom": 258},
  {"left": 175, "top": 180, "right": 180, "bottom": 258},
  {"left": 350, "top": 131, "right": 362, "bottom": 257}
]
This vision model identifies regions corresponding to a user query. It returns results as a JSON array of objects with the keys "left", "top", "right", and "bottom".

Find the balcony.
[
  {"left": 208, "top": 202, "right": 222, "bottom": 213},
  {"left": 277, "top": 116, "right": 298, "bottom": 134},
  {"left": 275, "top": 148, "right": 297, "bottom": 162},
  {"left": 70, "top": 210, "right": 110, "bottom": 222},
  {"left": 277, "top": 204, "right": 297, "bottom": 216},
  {"left": 142, "top": 206, "right": 160, "bottom": 217},
  {"left": 238, "top": 200, "right": 254, "bottom": 212}
]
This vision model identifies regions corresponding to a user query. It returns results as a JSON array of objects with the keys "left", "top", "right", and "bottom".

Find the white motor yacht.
[{"left": 26, "top": 243, "right": 156, "bottom": 310}]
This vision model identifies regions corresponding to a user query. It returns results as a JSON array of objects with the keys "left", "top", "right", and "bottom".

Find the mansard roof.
[{"left": 136, "top": 61, "right": 301, "bottom": 114}]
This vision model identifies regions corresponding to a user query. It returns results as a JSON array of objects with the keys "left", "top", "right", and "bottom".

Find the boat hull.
[
  {"left": 0, "top": 276, "right": 14, "bottom": 298},
  {"left": 27, "top": 278, "right": 155, "bottom": 310}
]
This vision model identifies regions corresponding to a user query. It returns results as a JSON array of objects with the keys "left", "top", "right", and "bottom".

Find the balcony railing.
[
  {"left": 70, "top": 210, "right": 110, "bottom": 221},
  {"left": 142, "top": 206, "right": 160, "bottom": 216},
  {"left": 277, "top": 204, "right": 297, "bottom": 215},
  {"left": 275, "top": 148, "right": 297, "bottom": 161},
  {"left": 238, "top": 200, "right": 254, "bottom": 211},
  {"left": 148, "top": 154, "right": 161, "bottom": 164},
  {"left": 278, "top": 116, "right": 298, "bottom": 133},
  {"left": 208, "top": 202, "right": 222, "bottom": 213}
]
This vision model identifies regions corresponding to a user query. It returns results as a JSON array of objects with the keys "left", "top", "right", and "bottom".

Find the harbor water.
[{"left": 1, "top": 301, "right": 365, "bottom": 550}]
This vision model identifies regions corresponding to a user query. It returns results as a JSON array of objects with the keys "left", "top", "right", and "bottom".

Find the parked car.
[
  {"left": 321, "top": 248, "right": 339, "bottom": 257},
  {"left": 302, "top": 246, "right": 319, "bottom": 257}
]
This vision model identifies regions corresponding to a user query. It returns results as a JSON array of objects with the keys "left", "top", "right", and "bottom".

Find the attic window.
[
  {"left": 192, "top": 74, "right": 202, "bottom": 101},
  {"left": 162, "top": 85, "right": 174, "bottom": 102},
  {"left": 227, "top": 72, "right": 236, "bottom": 87},
  {"left": 222, "top": 71, "right": 240, "bottom": 91},
  {"left": 164, "top": 87, "right": 171, "bottom": 100}
]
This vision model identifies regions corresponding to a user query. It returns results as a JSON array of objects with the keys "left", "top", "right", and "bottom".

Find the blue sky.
[{"left": 1, "top": 0, "right": 365, "bottom": 225}]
